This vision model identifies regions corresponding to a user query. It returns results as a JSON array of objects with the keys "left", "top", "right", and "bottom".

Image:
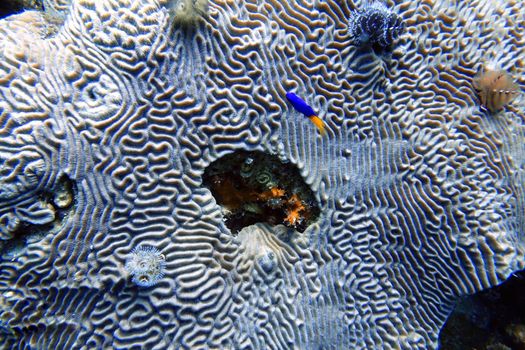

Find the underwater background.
[{"left": 0, "top": 0, "right": 524, "bottom": 349}]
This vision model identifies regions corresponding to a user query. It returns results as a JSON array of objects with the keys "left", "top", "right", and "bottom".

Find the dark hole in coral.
[
  {"left": 0, "top": 1, "right": 43, "bottom": 20},
  {"left": 439, "top": 270, "right": 525, "bottom": 349},
  {"left": 203, "top": 151, "right": 320, "bottom": 234}
]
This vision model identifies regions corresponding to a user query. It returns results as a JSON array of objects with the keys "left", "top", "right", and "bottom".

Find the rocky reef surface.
[{"left": 441, "top": 270, "right": 525, "bottom": 350}]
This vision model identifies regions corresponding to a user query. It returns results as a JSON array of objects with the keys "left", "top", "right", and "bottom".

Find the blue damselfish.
[
  {"left": 286, "top": 92, "right": 316, "bottom": 117},
  {"left": 285, "top": 92, "right": 326, "bottom": 135}
]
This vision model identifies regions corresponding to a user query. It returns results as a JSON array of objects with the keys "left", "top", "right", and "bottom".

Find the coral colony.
[{"left": 0, "top": 0, "right": 524, "bottom": 349}]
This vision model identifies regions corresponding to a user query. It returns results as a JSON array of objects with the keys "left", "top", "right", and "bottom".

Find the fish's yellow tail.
[{"left": 308, "top": 115, "right": 326, "bottom": 136}]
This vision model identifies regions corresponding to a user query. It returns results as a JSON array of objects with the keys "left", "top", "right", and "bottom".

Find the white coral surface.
[{"left": 0, "top": 0, "right": 524, "bottom": 349}]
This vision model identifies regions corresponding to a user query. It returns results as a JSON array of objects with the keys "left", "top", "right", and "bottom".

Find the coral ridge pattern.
[{"left": 0, "top": 0, "right": 524, "bottom": 349}]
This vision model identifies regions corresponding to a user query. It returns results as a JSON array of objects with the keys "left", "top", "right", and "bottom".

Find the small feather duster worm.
[
  {"left": 348, "top": 1, "right": 405, "bottom": 48},
  {"left": 472, "top": 65, "right": 521, "bottom": 114},
  {"left": 168, "top": 0, "right": 208, "bottom": 27},
  {"left": 125, "top": 245, "right": 166, "bottom": 287}
]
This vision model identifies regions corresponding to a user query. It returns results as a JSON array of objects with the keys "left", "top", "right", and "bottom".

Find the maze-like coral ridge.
[{"left": 0, "top": 0, "right": 524, "bottom": 349}]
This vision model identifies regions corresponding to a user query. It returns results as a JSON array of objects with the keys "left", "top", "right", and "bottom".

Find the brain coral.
[{"left": 0, "top": 0, "right": 524, "bottom": 349}]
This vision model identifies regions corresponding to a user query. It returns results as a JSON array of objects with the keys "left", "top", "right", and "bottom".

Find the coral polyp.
[
  {"left": 348, "top": 1, "right": 405, "bottom": 49},
  {"left": 125, "top": 246, "right": 166, "bottom": 287}
]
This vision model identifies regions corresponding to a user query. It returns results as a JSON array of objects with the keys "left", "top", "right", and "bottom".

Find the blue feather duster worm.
[{"left": 348, "top": 1, "right": 405, "bottom": 49}]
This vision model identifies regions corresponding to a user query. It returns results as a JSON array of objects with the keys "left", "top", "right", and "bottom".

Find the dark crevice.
[
  {"left": 0, "top": 1, "right": 43, "bottom": 20},
  {"left": 440, "top": 270, "right": 525, "bottom": 349}
]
